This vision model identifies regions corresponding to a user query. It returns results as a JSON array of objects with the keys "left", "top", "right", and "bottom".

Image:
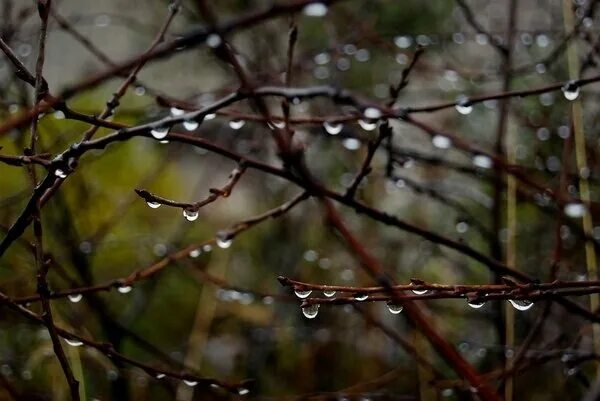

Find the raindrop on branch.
[
  {"left": 323, "top": 290, "right": 336, "bottom": 297},
  {"left": 472, "top": 154, "right": 493, "bottom": 169},
  {"left": 183, "top": 120, "right": 199, "bottom": 131},
  {"left": 151, "top": 126, "right": 169, "bottom": 139},
  {"left": 467, "top": 299, "right": 485, "bottom": 309},
  {"left": 65, "top": 338, "right": 83, "bottom": 347},
  {"left": 455, "top": 97, "right": 472, "bottom": 115},
  {"left": 387, "top": 303, "right": 403, "bottom": 314},
  {"left": 354, "top": 293, "right": 368, "bottom": 301},
  {"left": 564, "top": 202, "right": 586, "bottom": 218},
  {"left": 204, "top": 113, "right": 216, "bottom": 120},
  {"left": 358, "top": 119, "right": 377, "bottom": 131},
  {"left": 294, "top": 289, "right": 312, "bottom": 299},
  {"left": 216, "top": 231, "right": 232, "bottom": 249},
  {"left": 303, "top": 2, "right": 328, "bottom": 17},
  {"left": 206, "top": 34, "right": 222, "bottom": 48},
  {"left": 54, "top": 169, "right": 67, "bottom": 179},
  {"left": 238, "top": 388, "right": 250, "bottom": 396},
  {"left": 432, "top": 135, "right": 451, "bottom": 149},
  {"left": 146, "top": 201, "right": 161, "bottom": 209},
  {"left": 302, "top": 304, "right": 320, "bottom": 319},
  {"left": 229, "top": 119, "right": 245, "bottom": 130},
  {"left": 508, "top": 299, "right": 534, "bottom": 311},
  {"left": 155, "top": 373, "right": 165, "bottom": 379},
  {"left": 170, "top": 107, "right": 185, "bottom": 116},
  {"left": 183, "top": 380, "right": 198, "bottom": 387},
  {"left": 189, "top": 249, "right": 201, "bottom": 258},
  {"left": 183, "top": 209, "right": 199, "bottom": 222},
  {"left": 117, "top": 285, "right": 132, "bottom": 294},
  {"left": 68, "top": 294, "right": 83, "bottom": 303},
  {"left": 324, "top": 121, "right": 343, "bottom": 135}
]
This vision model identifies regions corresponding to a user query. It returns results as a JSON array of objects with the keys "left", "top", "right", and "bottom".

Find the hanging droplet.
[
  {"left": 117, "top": 285, "right": 132, "bottom": 294},
  {"left": 151, "top": 126, "right": 169, "bottom": 139},
  {"left": 146, "top": 201, "right": 161, "bottom": 209},
  {"left": 301, "top": 304, "right": 320, "bottom": 319},
  {"left": 358, "top": 119, "right": 377, "bottom": 131},
  {"left": 562, "top": 81, "right": 580, "bottom": 101},
  {"left": 411, "top": 285, "right": 427, "bottom": 295},
  {"left": 354, "top": 293, "right": 368, "bottom": 301},
  {"left": 387, "top": 303, "right": 403, "bottom": 314},
  {"left": 363, "top": 107, "right": 382, "bottom": 120},
  {"left": 467, "top": 299, "right": 485, "bottom": 309},
  {"left": 564, "top": 202, "right": 586, "bottom": 218},
  {"left": 155, "top": 373, "right": 165, "bottom": 379},
  {"left": 204, "top": 113, "right": 216, "bottom": 120},
  {"left": 183, "top": 380, "right": 198, "bottom": 387},
  {"left": 216, "top": 232, "right": 232, "bottom": 249},
  {"left": 206, "top": 34, "right": 222, "bottom": 48},
  {"left": 183, "top": 209, "right": 199, "bottom": 222},
  {"left": 303, "top": 2, "right": 328, "bottom": 17},
  {"left": 229, "top": 119, "right": 245, "bottom": 130},
  {"left": 189, "top": 249, "right": 201, "bottom": 258},
  {"left": 68, "top": 294, "right": 83, "bottom": 303},
  {"left": 343, "top": 138, "right": 361, "bottom": 150},
  {"left": 238, "top": 388, "right": 250, "bottom": 396},
  {"left": 323, "top": 290, "right": 336, "bottom": 297},
  {"left": 170, "top": 107, "right": 185, "bottom": 116},
  {"left": 203, "top": 244, "right": 213, "bottom": 252},
  {"left": 455, "top": 97, "right": 473, "bottom": 115},
  {"left": 508, "top": 299, "right": 534, "bottom": 311},
  {"left": 323, "top": 121, "right": 343, "bottom": 135},
  {"left": 54, "top": 169, "right": 67, "bottom": 179},
  {"left": 183, "top": 120, "right": 199, "bottom": 131},
  {"left": 432, "top": 135, "right": 452, "bottom": 149},
  {"left": 294, "top": 289, "right": 312, "bottom": 299},
  {"left": 65, "top": 338, "right": 83, "bottom": 347},
  {"left": 472, "top": 154, "right": 493, "bottom": 169},
  {"left": 271, "top": 121, "right": 286, "bottom": 129}
]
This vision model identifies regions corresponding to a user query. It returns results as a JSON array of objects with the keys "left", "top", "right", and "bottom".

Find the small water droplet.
[
  {"left": 387, "top": 303, "right": 403, "bottom": 314},
  {"left": 117, "top": 285, "right": 132, "bottom": 294},
  {"left": 183, "top": 380, "right": 198, "bottom": 387},
  {"left": 294, "top": 289, "right": 312, "bottom": 299},
  {"left": 358, "top": 119, "right": 377, "bottom": 131},
  {"left": 323, "top": 290, "right": 336, "bottom": 297},
  {"left": 238, "top": 388, "right": 250, "bottom": 396},
  {"left": 189, "top": 249, "right": 201, "bottom": 258},
  {"left": 363, "top": 107, "right": 382, "bottom": 119},
  {"left": 323, "top": 121, "right": 343, "bottom": 135},
  {"left": 216, "top": 232, "right": 232, "bottom": 249},
  {"left": 204, "top": 113, "right": 216, "bottom": 120},
  {"left": 564, "top": 202, "right": 586, "bottom": 218},
  {"left": 170, "top": 107, "right": 185, "bottom": 116},
  {"left": 156, "top": 373, "right": 165, "bottom": 379},
  {"left": 508, "top": 299, "right": 534, "bottom": 311},
  {"left": 354, "top": 293, "right": 368, "bottom": 301},
  {"left": 303, "top": 2, "right": 328, "bottom": 17},
  {"left": 54, "top": 111, "right": 65, "bottom": 120},
  {"left": 65, "top": 338, "right": 83, "bottom": 347},
  {"left": 203, "top": 244, "right": 213, "bottom": 252},
  {"left": 562, "top": 81, "right": 580, "bottom": 101},
  {"left": 432, "top": 135, "right": 452, "bottom": 149},
  {"left": 54, "top": 169, "right": 67, "bottom": 179},
  {"left": 229, "top": 119, "right": 245, "bottom": 130},
  {"left": 467, "top": 299, "right": 485, "bottom": 309},
  {"left": 183, "top": 209, "right": 199, "bottom": 222},
  {"left": 151, "top": 126, "right": 169, "bottom": 139},
  {"left": 472, "top": 154, "right": 493, "bottom": 169},
  {"left": 68, "top": 294, "right": 83, "bottom": 303},
  {"left": 206, "top": 34, "right": 222, "bottom": 48},
  {"left": 183, "top": 120, "right": 199, "bottom": 131},
  {"left": 146, "top": 201, "right": 161, "bottom": 209},
  {"left": 343, "top": 138, "right": 361, "bottom": 150},
  {"left": 301, "top": 304, "right": 320, "bottom": 319},
  {"left": 455, "top": 97, "right": 472, "bottom": 115},
  {"left": 411, "top": 285, "right": 427, "bottom": 295}
]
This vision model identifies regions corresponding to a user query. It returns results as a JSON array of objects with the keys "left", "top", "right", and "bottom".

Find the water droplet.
[
  {"left": 183, "top": 380, "right": 198, "bottom": 387},
  {"left": 387, "top": 303, "right": 403, "bottom": 314},
  {"left": 183, "top": 120, "right": 199, "bottom": 131},
  {"left": 301, "top": 304, "right": 320, "bottom": 319},
  {"left": 467, "top": 299, "right": 485, "bottom": 309},
  {"left": 508, "top": 299, "right": 534, "bottom": 311},
  {"left": 117, "top": 285, "right": 132, "bottom": 294},
  {"left": 358, "top": 119, "right": 377, "bottom": 131},
  {"left": 204, "top": 113, "right": 216, "bottom": 120},
  {"left": 238, "top": 388, "right": 250, "bottom": 396},
  {"left": 54, "top": 169, "right": 67, "bottom": 179},
  {"left": 294, "top": 289, "right": 312, "bottom": 299},
  {"left": 564, "top": 202, "right": 586, "bottom": 218},
  {"left": 68, "top": 294, "right": 83, "bottom": 303},
  {"left": 65, "top": 338, "right": 83, "bottom": 347},
  {"left": 363, "top": 107, "right": 382, "bottom": 119},
  {"left": 146, "top": 201, "right": 161, "bottom": 209},
  {"left": 323, "top": 121, "right": 343, "bottom": 135},
  {"left": 170, "top": 107, "right": 185, "bottom": 116},
  {"left": 206, "top": 34, "right": 222, "bottom": 48},
  {"left": 323, "top": 290, "right": 336, "bottom": 297},
  {"left": 354, "top": 293, "right": 368, "bottom": 301},
  {"left": 53, "top": 111, "right": 65, "bottom": 120},
  {"left": 303, "top": 2, "right": 328, "bottom": 17},
  {"left": 151, "top": 126, "right": 169, "bottom": 139},
  {"left": 432, "top": 135, "right": 451, "bottom": 149},
  {"left": 562, "top": 81, "right": 580, "bottom": 101},
  {"left": 229, "top": 119, "right": 245, "bottom": 130},
  {"left": 156, "top": 373, "right": 165, "bottom": 379},
  {"left": 455, "top": 97, "right": 472, "bottom": 115},
  {"left": 183, "top": 209, "right": 199, "bottom": 222},
  {"left": 216, "top": 232, "right": 232, "bottom": 249},
  {"left": 189, "top": 249, "right": 201, "bottom": 258},
  {"left": 472, "top": 154, "right": 493, "bottom": 169},
  {"left": 203, "top": 244, "right": 213, "bottom": 252},
  {"left": 411, "top": 284, "right": 427, "bottom": 295},
  {"left": 343, "top": 138, "right": 361, "bottom": 150}
]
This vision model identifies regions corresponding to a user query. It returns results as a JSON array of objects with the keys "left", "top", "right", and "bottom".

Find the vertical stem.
[{"left": 563, "top": 0, "right": 600, "bottom": 375}]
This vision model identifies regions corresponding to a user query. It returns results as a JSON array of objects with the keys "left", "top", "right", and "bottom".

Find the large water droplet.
[
  {"left": 358, "top": 119, "right": 377, "bottom": 131},
  {"left": 146, "top": 201, "right": 161, "bottom": 209},
  {"left": 68, "top": 294, "right": 83, "bottom": 303},
  {"left": 472, "top": 154, "right": 493, "bottom": 169},
  {"left": 363, "top": 107, "right": 382, "bottom": 119},
  {"left": 301, "top": 304, "right": 320, "bottom": 319},
  {"left": 467, "top": 299, "right": 485, "bottom": 309},
  {"left": 387, "top": 303, "right": 403, "bottom": 314},
  {"left": 324, "top": 121, "right": 343, "bottom": 135},
  {"left": 411, "top": 286, "right": 427, "bottom": 295},
  {"left": 303, "top": 2, "right": 328, "bottom": 17},
  {"left": 65, "top": 338, "right": 83, "bottom": 347},
  {"left": 183, "top": 120, "right": 199, "bottom": 131},
  {"left": 216, "top": 232, "right": 232, "bottom": 249},
  {"left": 151, "top": 126, "right": 169, "bottom": 139},
  {"left": 54, "top": 169, "right": 67, "bottom": 179},
  {"left": 294, "top": 289, "right": 312, "bottom": 299},
  {"left": 508, "top": 299, "right": 534, "bottom": 311},
  {"left": 183, "top": 209, "right": 199, "bottom": 222},
  {"left": 170, "top": 107, "right": 185, "bottom": 116},
  {"left": 432, "top": 135, "right": 452, "bottom": 149},
  {"left": 354, "top": 293, "right": 368, "bottom": 301},
  {"left": 562, "top": 81, "right": 580, "bottom": 101},
  {"left": 323, "top": 290, "right": 336, "bottom": 297},
  {"left": 117, "top": 285, "right": 132, "bottom": 294},
  {"left": 183, "top": 380, "right": 198, "bottom": 387},
  {"left": 455, "top": 97, "right": 472, "bottom": 115},
  {"left": 229, "top": 119, "right": 245, "bottom": 130},
  {"left": 564, "top": 202, "right": 586, "bottom": 218}
]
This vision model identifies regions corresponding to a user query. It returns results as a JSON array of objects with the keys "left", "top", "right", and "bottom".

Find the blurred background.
[{"left": 1, "top": 0, "right": 599, "bottom": 400}]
